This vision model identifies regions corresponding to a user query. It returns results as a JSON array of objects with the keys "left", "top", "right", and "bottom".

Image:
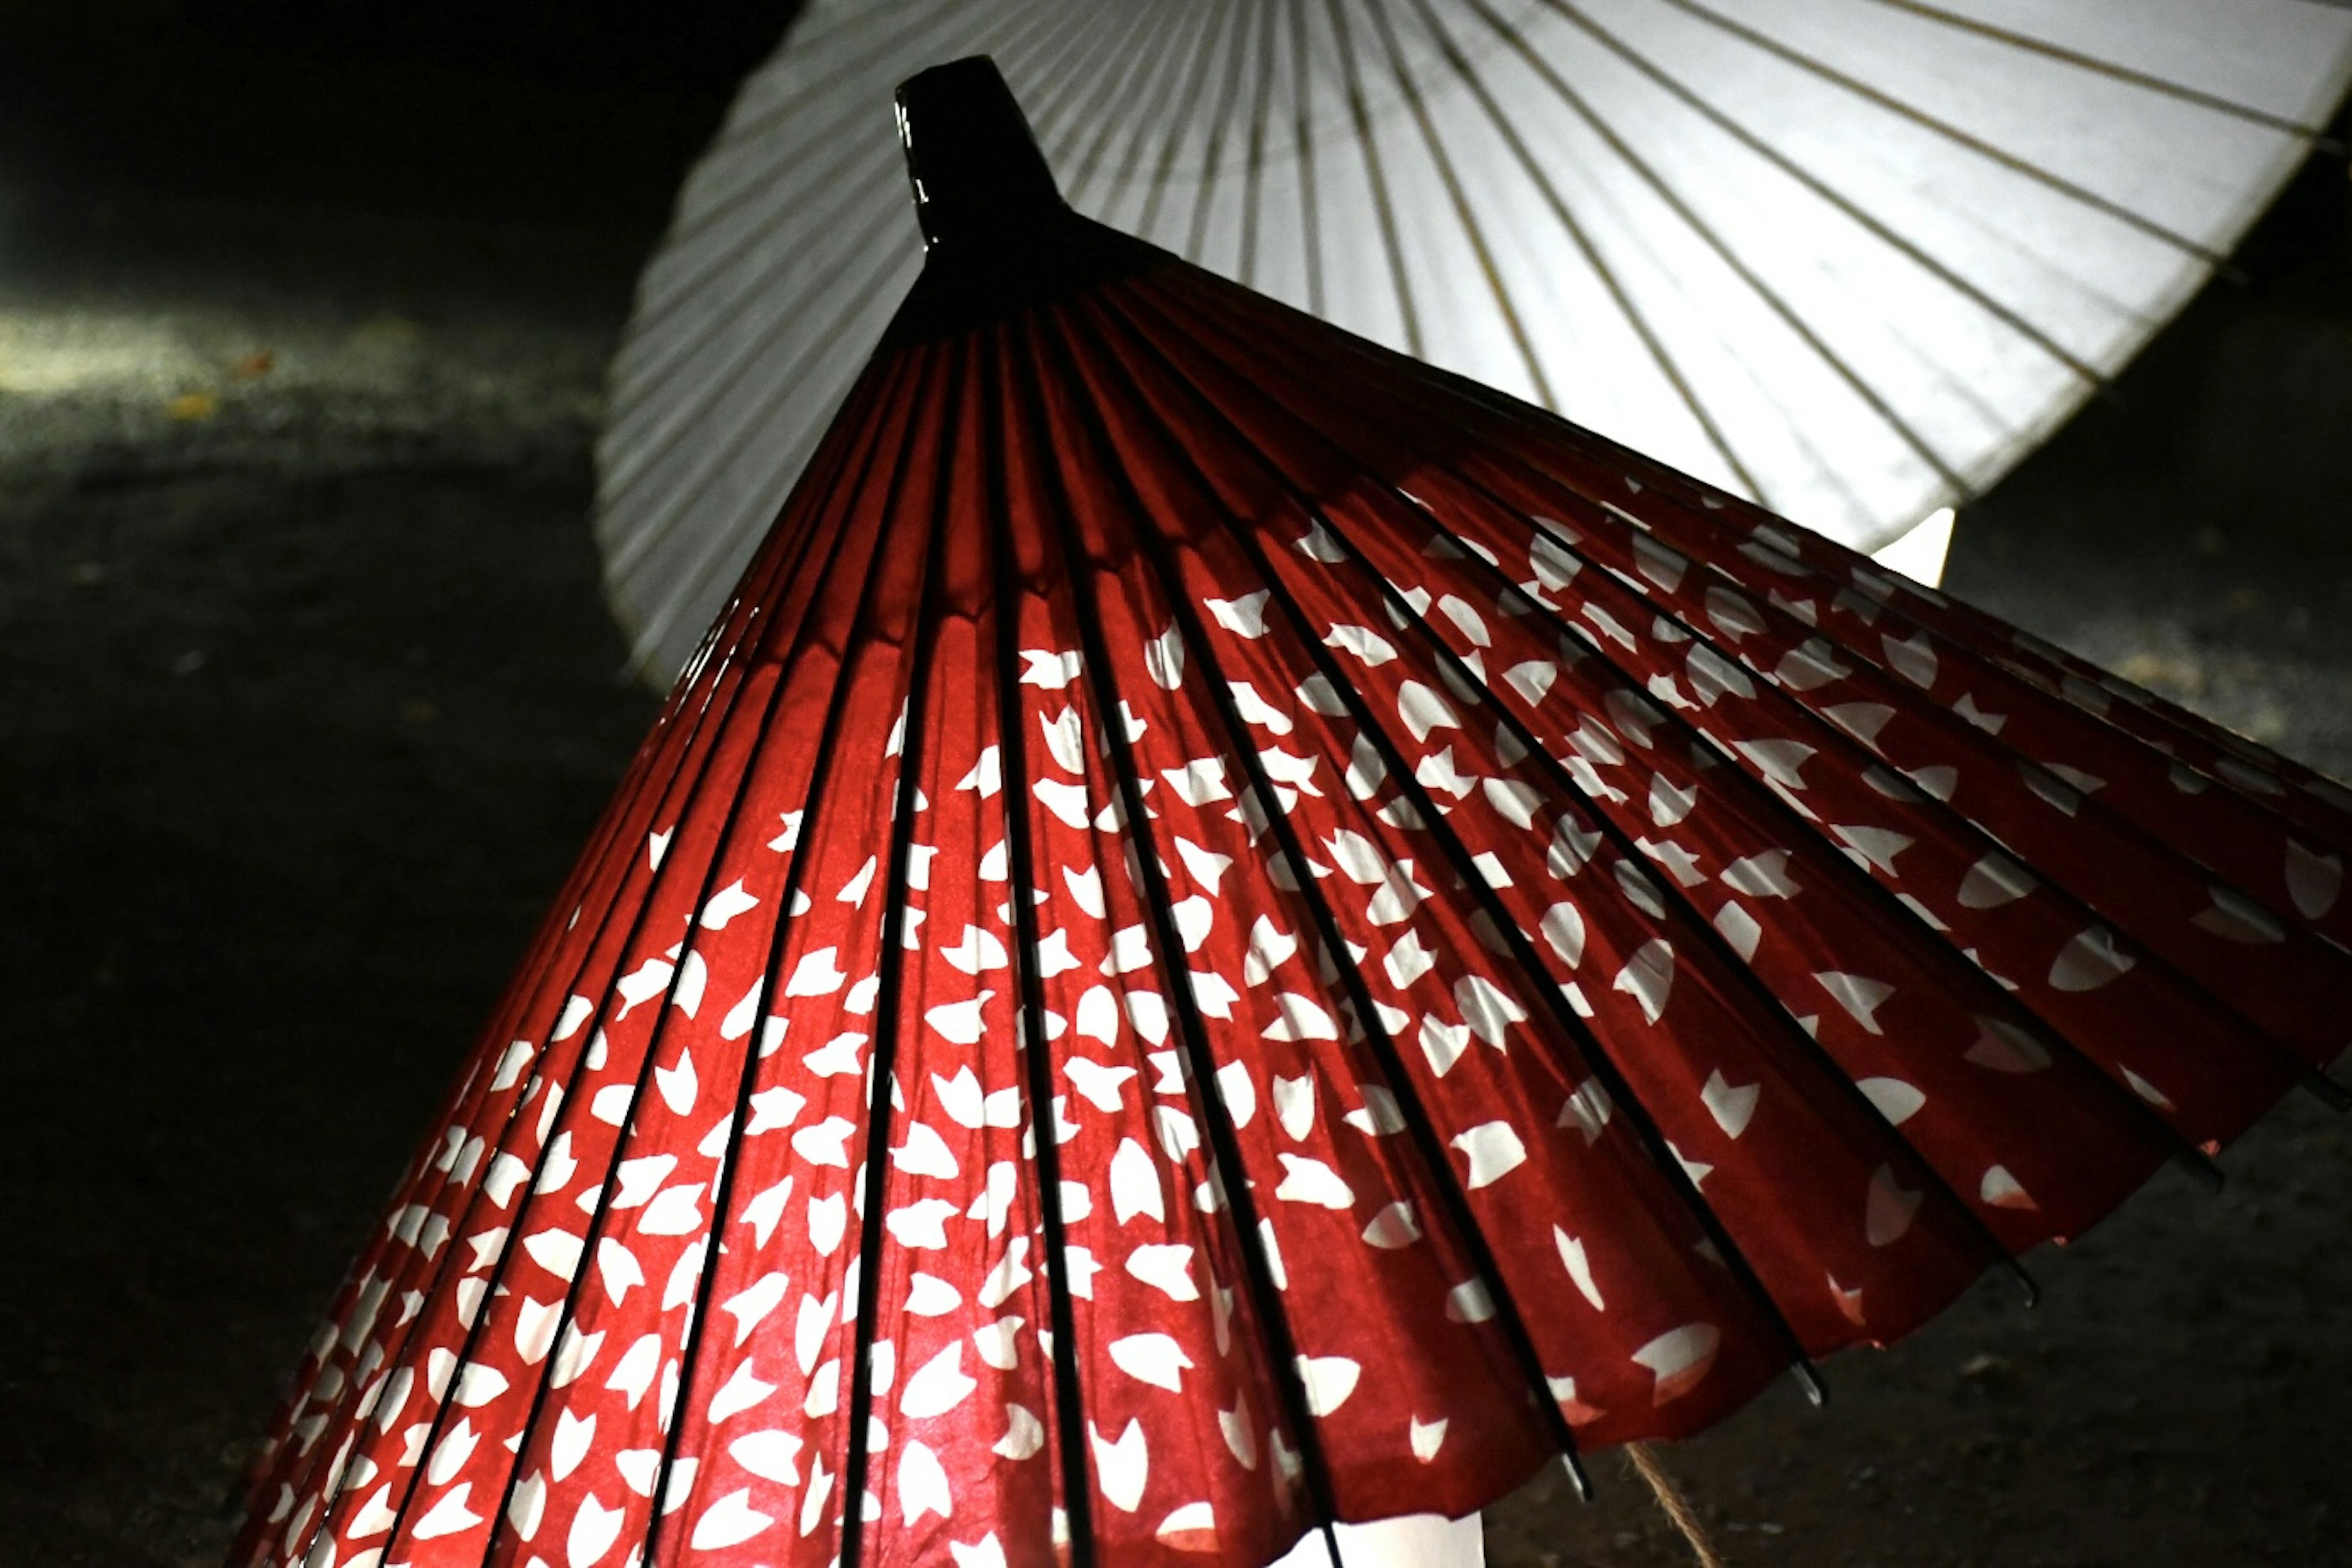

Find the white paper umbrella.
[{"left": 596, "top": 0, "right": 2352, "bottom": 682}]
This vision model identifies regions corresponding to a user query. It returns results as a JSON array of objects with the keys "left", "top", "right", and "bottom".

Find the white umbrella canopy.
[{"left": 596, "top": 0, "right": 2352, "bottom": 684}]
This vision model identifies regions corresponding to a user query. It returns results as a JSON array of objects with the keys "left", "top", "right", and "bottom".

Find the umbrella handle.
[{"left": 1626, "top": 1442, "right": 1729, "bottom": 1568}]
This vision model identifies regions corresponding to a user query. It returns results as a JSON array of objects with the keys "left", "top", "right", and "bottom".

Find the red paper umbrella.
[{"left": 233, "top": 58, "right": 2352, "bottom": 1568}]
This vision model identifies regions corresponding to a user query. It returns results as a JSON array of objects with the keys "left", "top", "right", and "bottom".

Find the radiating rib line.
[
  {"left": 699, "top": 0, "right": 976, "bottom": 142},
  {"left": 1128, "top": 0, "right": 1242, "bottom": 186},
  {"left": 614, "top": 0, "right": 1090, "bottom": 390},
  {"left": 348, "top": 350, "right": 936, "bottom": 1568},
  {"left": 1019, "top": 0, "right": 1182, "bottom": 161},
  {"left": 1351, "top": 499, "right": 2041, "bottom": 1293},
  {"left": 1044, "top": 305, "right": 1603, "bottom": 1497},
  {"left": 1498, "top": 0, "right": 1973, "bottom": 500},
  {"left": 604, "top": 185, "right": 903, "bottom": 471},
  {"left": 979, "top": 325, "right": 1101, "bottom": 1568},
  {"left": 621, "top": 354, "right": 963, "bottom": 1568},
  {"left": 1664, "top": 486, "right": 2352, "bottom": 855},
  {"left": 1499, "top": 474, "right": 2352, "bottom": 1043},
  {"left": 1651, "top": 0, "right": 2245, "bottom": 273},
  {"left": 1143, "top": 268, "right": 2305, "bottom": 1142},
  {"left": 296, "top": 345, "right": 917, "bottom": 1568},
  {"left": 1281, "top": 486, "right": 2037, "bottom": 1287},
  {"left": 263, "top": 349, "right": 889, "bottom": 1480},
  {"left": 1486, "top": 411, "right": 2352, "bottom": 968},
  {"left": 1087, "top": 0, "right": 1226, "bottom": 181},
  {"left": 1271, "top": 322, "right": 2352, "bottom": 1093},
  {"left": 635, "top": 2, "right": 1008, "bottom": 282},
  {"left": 1084, "top": 276, "right": 2043, "bottom": 1292},
  {"left": 1053, "top": 287, "right": 1832, "bottom": 1411},
  {"left": 1012, "top": 314, "right": 1350, "bottom": 1561},
  {"left": 270, "top": 587, "right": 784, "bottom": 1559},
  {"left": 1405, "top": 0, "right": 1768, "bottom": 501},
  {"left": 1105, "top": 0, "right": 1234, "bottom": 212},
  {"left": 1148, "top": 576, "right": 1605, "bottom": 1493},
  {"left": 246, "top": 631, "right": 696, "bottom": 1501},
  {"left": 1049, "top": 0, "right": 1213, "bottom": 208},
  {"left": 1289, "top": 0, "right": 1327, "bottom": 319},
  {"left": 1205, "top": 421, "right": 2123, "bottom": 1232},
  {"left": 1322, "top": 0, "right": 1427, "bottom": 360},
  {"left": 1864, "top": 0, "right": 2351, "bottom": 145},
  {"left": 1218, "top": 486, "right": 1831, "bottom": 1409},
  {"left": 603, "top": 259, "right": 915, "bottom": 679},
  {"left": 600, "top": 205, "right": 904, "bottom": 549},
  {"left": 1133, "top": 0, "right": 1243, "bottom": 238},
  {"left": 1148, "top": 276, "right": 2298, "bottom": 1157},
  {"left": 1362, "top": 0, "right": 1557, "bottom": 406},
  {"left": 837, "top": 339, "right": 968, "bottom": 1568},
  {"left": 1182, "top": 0, "right": 1262, "bottom": 263},
  {"left": 1082, "top": 283, "right": 2041, "bottom": 1308},
  {"left": 1678, "top": 518, "right": 2352, "bottom": 935},
  {"left": 1057, "top": 4, "right": 1213, "bottom": 209},
  {"left": 1237, "top": 0, "right": 1284, "bottom": 290},
  {"left": 1550, "top": 0, "right": 2114, "bottom": 393}
]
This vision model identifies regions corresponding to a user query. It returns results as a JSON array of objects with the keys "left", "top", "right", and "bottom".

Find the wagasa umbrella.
[
  {"left": 235, "top": 57, "right": 2352, "bottom": 1568},
  {"left": 594, "top": 0, "right": 2352, "bottom": 683}
]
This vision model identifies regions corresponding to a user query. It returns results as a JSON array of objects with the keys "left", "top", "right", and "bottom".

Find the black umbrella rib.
[
  {"left": 633, "top": 352, "right": 953, "bottom": 1564},
  {"left": 256, "top": 597, "right": 692, "bottom": 1503},
  {"left": 1047, "top": 300, "right": 1600, "bottom": 1499},
  {"left": 1258, "top": 488, "right": 2036, "bottom": 1303},
  {"left": 1069, "top": 290, "right": 1828, "bottom": 1406},
  {"left": 1136, "top": 274, "right": 2242, "bottom": 1193},
  {"left": 837, "top": 341, "right": 969, "bottom": 1568},
  {"left": 1066, "top": 284, "right": 2038, "bottom": 1312},
  {"left": 288, "top": 358, "right": 907, "bottom": 1564},
  {"left": 351, "top": 341, "right": 927, "bottom": 1568},
  {"left": 479, "top": 353, "right": 935, "bottom": 1565},
  {"left": 1011, "top": 318, "right": 1349, "bottom": 1562},
  {"left": 1218, "top": 498, "right": 1833, "bottom": 1407},
  {"left": 980, "top": 323, "right": 1101, "bottom": 1568}
]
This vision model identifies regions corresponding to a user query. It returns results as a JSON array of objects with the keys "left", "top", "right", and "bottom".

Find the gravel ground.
[{"left": 2, "top": 33, "right": 2348, "bottom": 1568}]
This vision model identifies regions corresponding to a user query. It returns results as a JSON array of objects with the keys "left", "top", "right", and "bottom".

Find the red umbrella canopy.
[{"left": 235, "top": 57, "right": 2352, "bottom": 1568}]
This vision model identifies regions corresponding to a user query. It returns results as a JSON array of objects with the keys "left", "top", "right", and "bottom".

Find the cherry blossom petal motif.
[{"left": 234, "top": 58, "right": 2352, "bottom": 1568}]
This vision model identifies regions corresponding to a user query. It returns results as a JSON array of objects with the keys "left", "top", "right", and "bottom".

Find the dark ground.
[{"left": 1, "top": 9, "right": 2348, "bottom": 1566}]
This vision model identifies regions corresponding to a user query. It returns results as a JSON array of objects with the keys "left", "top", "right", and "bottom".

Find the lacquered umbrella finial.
[{"left": 895, "top": 56, "right": 1068, "bottom": 251}]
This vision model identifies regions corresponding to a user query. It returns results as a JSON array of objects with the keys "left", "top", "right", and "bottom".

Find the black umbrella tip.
[{"left": 895, "top": 57, "right": 1068, "bottom": 249}]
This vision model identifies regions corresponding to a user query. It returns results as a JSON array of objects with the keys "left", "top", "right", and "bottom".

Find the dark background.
[{"left": 1, "top": 5, "right": 2347, "bottom": 1565}]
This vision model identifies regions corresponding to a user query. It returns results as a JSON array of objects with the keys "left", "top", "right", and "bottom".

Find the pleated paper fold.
[{"left": 241, "top": 135, "right": 2351, "bottom": 1568}]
